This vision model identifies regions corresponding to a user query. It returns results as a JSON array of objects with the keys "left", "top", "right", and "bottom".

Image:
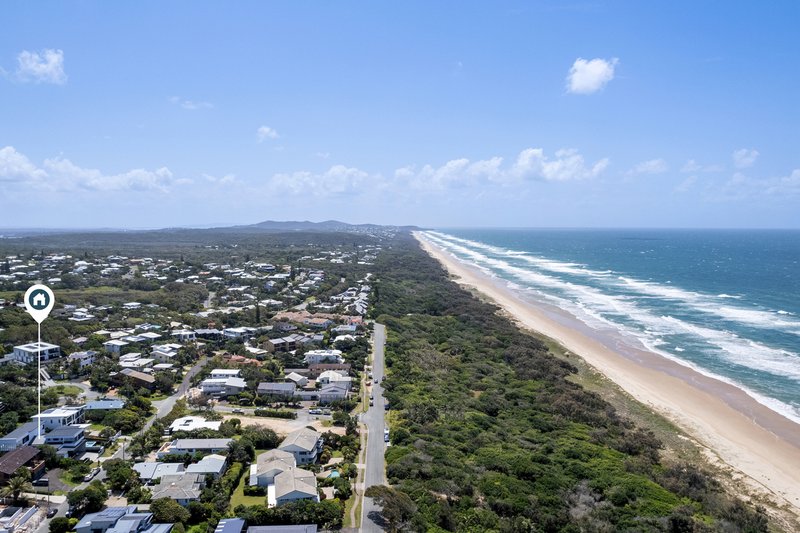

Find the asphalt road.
[{"left": 361, "top": 323, "right": 388, "bottom": 532}]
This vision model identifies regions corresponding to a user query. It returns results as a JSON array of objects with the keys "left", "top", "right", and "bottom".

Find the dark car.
[{"left": 46, "top": 509, "right": 58, "bottom": 518}]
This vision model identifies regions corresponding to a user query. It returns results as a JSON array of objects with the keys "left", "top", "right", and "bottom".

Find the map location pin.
[{"left": 24, "top": 284, "right": 55, "bottom": 324}]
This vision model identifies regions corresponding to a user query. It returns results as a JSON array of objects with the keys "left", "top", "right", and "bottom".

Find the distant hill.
[
  {"left": 0, "top": 220, "right": 421, "bottom": 238},
  {"left": 219, "top": 219, "right": 420, "bottom": 233}
]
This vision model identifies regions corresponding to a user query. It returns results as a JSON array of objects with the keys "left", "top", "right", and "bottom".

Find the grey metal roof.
[{"left": 279, "top": 428, "right": 320, "bottom": 452}]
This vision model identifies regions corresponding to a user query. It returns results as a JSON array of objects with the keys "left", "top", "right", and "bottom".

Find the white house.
[
  {"left": 168, "top": 416, "right": 222, "bottom": 435},
  {"left": 31, "top": 405, "right": 85, "bottom": 430},
  {"left": 171, "top": 330, "right": 196, "bottom": 343},
  {"left": 277, "top": 428, "right": 323, "bottom": 465},
  {"left": 302, "top": 349, "right": 344, "bottom": 365},
  {"left": 103, "top": 339, "right": 129, "bottom": 354},
  {"left": 199, "top": 377, "right": 247, "bottom": 397},
  {"left": 249, "top": 449, "right": 296, "bottom": 487},
  {"left": 210, "top": 369, "right": 241, "bottom": 379},
  {"left": 274, "top": 467, "right": 319, "bottom": 507},
  {"left": 284, "top": 372, "right": 308, "bottom": 388},
  {"left": 248, "top": 449, "right": 319, "bottom": 507},
  {"left": 157, "top": 438, "right": 233, "bottom": 458},
  {"left": 12, "top": 342, "right": 61, "bottom": 364},
  {"left": 317, "top": 370, "right": 353, "bottom": 390},
  {"left": 68, "top": 350, "right": 97, "bottom": 369}
]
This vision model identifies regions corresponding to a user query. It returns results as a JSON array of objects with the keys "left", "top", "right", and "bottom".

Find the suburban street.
[{"left": 361, "top": 323, "right": 387, "bottom": 532}]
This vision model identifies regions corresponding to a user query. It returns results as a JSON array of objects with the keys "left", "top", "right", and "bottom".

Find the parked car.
[
  {"left": 46, "top": 509, "right": 58, "bottom": 518},
  {"left": 384, "top": 428, "right": 390, "bottom": 442},
  {"left": 309, "top": 408, "right": 322, "bottom": 415},
  {"left": 232, "top": 408, "right": 244, "bottom": 414},
  {"left": 32, "top": 478, "right": 49, "bottom": 487},
  {"left": 83, "top": 467, "right": 100, "bottom": 482}
]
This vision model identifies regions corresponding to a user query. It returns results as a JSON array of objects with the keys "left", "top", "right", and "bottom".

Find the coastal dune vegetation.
[{"left": 370, "top": 233, "right": 772, "bottom": 532}]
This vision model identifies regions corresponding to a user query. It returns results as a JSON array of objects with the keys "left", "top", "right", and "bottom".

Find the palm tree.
[{"left": 1, "top": 470, "right": 33, "bottom": 505}]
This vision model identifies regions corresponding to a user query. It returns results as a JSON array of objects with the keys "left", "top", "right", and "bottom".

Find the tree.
[
  {"left": 227, "top": 439, "right": 255, "bottom": 463},
  {"left": 102, "top": 459, "right": 139, "bottom": 491},
  {"left": 1, "top": 469, "right": 32, "bottom": 504},
  {"left": 49, "top": 517, "right": 71, "bottom": 533},
  {"left": 150, "top": 497, "right": 191, "bottom": 524},
  {"left": 67, "top": 481, "right": 107, "bottom": 514},
  {"left": 364, "top": 485, "right": 416, "bottom": 533}
]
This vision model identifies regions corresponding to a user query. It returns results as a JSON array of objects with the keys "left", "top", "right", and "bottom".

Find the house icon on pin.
[{"left": 31, "top": 291, "right": 48, "bottom": 309}]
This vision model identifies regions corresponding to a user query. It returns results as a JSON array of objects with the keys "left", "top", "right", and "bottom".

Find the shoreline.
[{"left": 414, "top": 231, "right": 800, "bottom": 515}]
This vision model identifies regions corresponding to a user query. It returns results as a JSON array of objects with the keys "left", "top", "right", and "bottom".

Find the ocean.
[{"left": 423, "top": 229, "right": 800, "bottom": 424}]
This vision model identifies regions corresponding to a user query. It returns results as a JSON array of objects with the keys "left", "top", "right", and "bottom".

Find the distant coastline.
[{"left": 414, "top": 231, "right": 800, "bottom": 516}]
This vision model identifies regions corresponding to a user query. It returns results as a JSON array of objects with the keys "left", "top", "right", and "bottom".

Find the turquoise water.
[{"left": 424, "top": 229, "right": 800, "bottom": 423}]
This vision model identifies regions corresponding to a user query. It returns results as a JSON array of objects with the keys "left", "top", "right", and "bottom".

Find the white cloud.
[
  {"left": 732, "top": 148, "right": 759, "bottom": 168},
  {"left": 0, "top": 146, "right": 47, "bottom": 181},
  {"left": 0, "top": 145, "right": 184, "bottom": 192},
  {"left": 170, "top": 96, "right": 213, "bottom": 110},
  {"left": 673, "top": 175, "right": 697, "bottom": 194},
  {"left": 566, "top": 57, "right": 618, "bottom": 94},
  {"left": 203, "top": 173, "right": 236, "bottom": 185},
  {"left": 511, "top": 148, "right": 609, "bottom": 181},
  {"left": 15, "top": 49, "right": 66, "bottom": 84},
  {"left": 270, "top": 165, "right": 371, "bottom": 195},
  {"left": 627, "top": 158, "right": 668, "bottom": 176},
  {"left": 395, "top": 148, "right": 608, "bottom": 190},
  {"left": 257, "top": 126, "right": 279, "bottom": 142},
  {"left": 681, "top": 159, "right": 724, "bottom": 173}
]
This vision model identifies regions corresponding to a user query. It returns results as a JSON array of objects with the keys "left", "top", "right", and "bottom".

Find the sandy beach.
[{"left": 414, "top": 232, "right": 800, "bottom": 517}]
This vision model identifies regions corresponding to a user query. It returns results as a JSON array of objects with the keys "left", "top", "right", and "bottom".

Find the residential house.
[
  {"left": 85, "top": 399, "right": 126, "bottom": 412},
  {"left": 12, "top": 342, "right": 61, "bottom": 364},
  {"left": 43, "top": 426, "right": 86, "bottom": 457},
  {"left": 0, "top": 422, "right": 39, "bottom": 452},
  {"left": 114, "top": 368, "right": 156, "bottom": 390},
  {"left": 248, "top": 449, "right": 296, "bottom": 487},
  {"left": 157, "top": 438, "right": 233, "bottom": 458},
  {"left": 186, "top": 454, "right": 227, "bottom": 478},
  {"left": 256, "top": 382, "right": 296, "bottom": 400},
  {"left": 132, "top": 462, "right": 185, "bottom": 484},
  {"left": 31, "top": 405, "right": 85, "bottom": 430},
  {"left": 302, "top": 349, "right": 344, "bottom": 365},
  {"left": 317, "top": 370, "right": 353, "bottom": 391},
  {"left": 75, "top": 506, "right": 172, "bottom": 533},
  {"left": 68, "top": 350, "right": 97, "bottom": 370},
  {"left": 222, "top": 327, "right": 257, "bottom": 340},
  {"left": 274, "top": 467, "right": 319, "bottom": 506},
  {"left": 277, "top": 428, "right": 323, "bottom": 465},
  {"left": 318, "top": 383, "right": 349, "bottom": 404},
  {"left": 248, "top": 449, "right": 319, "bottom": 508},
  {"left": 150, "top": 473, "right": 205, "bottom": 505},
  {"left": 0, "top": 446, "right": 45, "bottom": 482},
  {"left": 171, "top": 330, "right": 196, "bottom": 343},
  {"left": 168, "top": 416, "right": 222, "bottom": 435},
  {"left": 103, "top": 339, "right": 129, "bottom": 354},
  {"left": 209, "top": 369, "right": 241, "bottom": 379},
  {"left": 214, "top": 519, "right": 245, "bottom": 533},
  {"left": 307, "top": 363, "right": 351, "bottom": 379},
  {"left": 200, "top": 377, "right": 247, "bottom": 397},
  {"left": 284, "top": 372, "right": 308, "bottom": 388},
  {"left": 303, "top": 318, "right": 332, "bottom": 329}
]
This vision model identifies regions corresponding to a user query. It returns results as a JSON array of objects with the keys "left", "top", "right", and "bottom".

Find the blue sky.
[{"left": 1, "top": 1, "right": 799, "bottom": 229}]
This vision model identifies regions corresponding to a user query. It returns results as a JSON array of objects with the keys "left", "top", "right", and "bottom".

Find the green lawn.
[
  {"left": 51, "top": 384, "right": 84, "bottom": 396},
  {"left": 230, "top": 472, "right": 266, "bottom": 509}
]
